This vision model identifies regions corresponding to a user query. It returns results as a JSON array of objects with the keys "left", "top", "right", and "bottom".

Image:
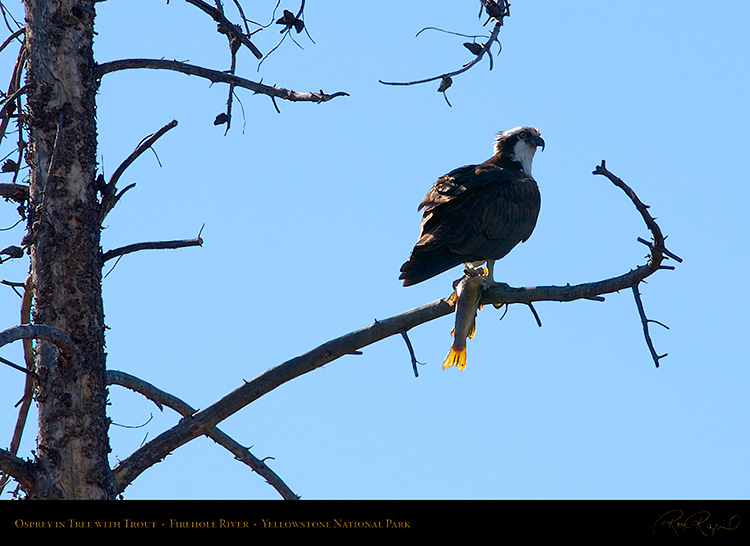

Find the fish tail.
[{"left": 442, "top": 346, "right": 467, "bottom": 370}]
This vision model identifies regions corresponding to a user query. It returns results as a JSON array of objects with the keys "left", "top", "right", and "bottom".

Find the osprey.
[{"left": 399, "top": 126, "right": 544, "bottom": 286}]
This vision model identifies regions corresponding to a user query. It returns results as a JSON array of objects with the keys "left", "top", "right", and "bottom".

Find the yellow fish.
[{"left": 442, "top": 274, "right": 487, "bottom": 370}]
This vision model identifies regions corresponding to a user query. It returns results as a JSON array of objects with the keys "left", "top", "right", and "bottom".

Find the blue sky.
[{"left": 1, "top": 1, "right": 749, "bottom": 500}]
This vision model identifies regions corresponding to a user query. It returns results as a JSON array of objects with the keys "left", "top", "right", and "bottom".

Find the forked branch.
[
  {"left": 184, "top": 0, "right": 263, "bottom": 59},
  {"left": 99, "top": 120, "right": 179, "bottom": 221},
  {"left": 380, "top": 0, "right": 510, "bottom": 103},
  {"left": 107, "top": 370, "right": 299, "bottom": 500}
]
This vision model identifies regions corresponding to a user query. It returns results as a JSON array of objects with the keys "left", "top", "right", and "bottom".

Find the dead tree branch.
[
  {"left": 0, "top": 276, "right": 34, "bottom": 496},
  {"left": 111, "top": 296, "right": 455, "bottom": 494},
  {"left": 184, "top": 0, "right": 263, "bottom": 59},
  {"left": 400, "top": 329, "right": 422, "bottom": 377},
  {"left": 379, "top": 0, "right": 510, "bottom": 102},
  {"left": 0, "top": 448, "right": 33, "bottom": 493},
  {"left": 111, "top": 161, "right": 677, "bottom": 495},
  {"left": 0, "top": 324, "right": 82, "bottom": 366},
  {"left": 95, "top": 59, "right": 349, "bottom": 104},
  {"left": 102, "top": 235, "right": 203, "bottom": 263},
  {"left": 631, "top": 284, "right": 668, "bottom": 367},
  {"left": 258, "top": 0, "right": 311, "bottom": 69},
  {"left": 0, "top": 26, "right": 23, "bottom": 54},
  {"left": 107, "top": 370, "right": 299, "bottom": 500},
  {"left": 99, "top": 119, "right": 179, "bottom": 221},
  {"left": 0, "top": 37, "right": 26, "bottom": 154},
  {"left": 0, "top": 183, "right": 28, "bottom": 203}
]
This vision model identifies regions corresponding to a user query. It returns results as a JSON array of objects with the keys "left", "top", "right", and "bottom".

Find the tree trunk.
[{"left": 24, "top": 0, "right": 114, "bottom": 499}]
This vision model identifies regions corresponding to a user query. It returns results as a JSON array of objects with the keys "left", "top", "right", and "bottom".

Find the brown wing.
[{"left": 399, "top": 162, "right": 540, "bottom": 286}]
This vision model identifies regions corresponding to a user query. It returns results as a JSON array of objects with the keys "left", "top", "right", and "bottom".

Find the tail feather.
[
  {"left": 442, "top": 346, "right": 467, "bottom": 370},
  {"left": 399, "top": 247, "right": 472, "bottom": 286}
]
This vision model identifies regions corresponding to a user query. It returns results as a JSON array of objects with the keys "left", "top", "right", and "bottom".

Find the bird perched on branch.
[{"left": 399, "top": 126, "right": 544, "bottom": 286}]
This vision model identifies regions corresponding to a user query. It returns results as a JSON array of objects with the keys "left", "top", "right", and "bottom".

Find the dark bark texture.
[{"left": 23, "top": 0, "right": 114, "bottom": 499}]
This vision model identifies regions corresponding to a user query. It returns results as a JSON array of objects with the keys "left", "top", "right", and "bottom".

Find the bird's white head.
[{"left": 493, "top": 126, "right": 545, "bottom": 176}]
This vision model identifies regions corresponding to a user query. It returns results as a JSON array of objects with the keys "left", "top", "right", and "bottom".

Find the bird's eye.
[{"left": 519, "top": 131, "right": 528, "bottom": 139}]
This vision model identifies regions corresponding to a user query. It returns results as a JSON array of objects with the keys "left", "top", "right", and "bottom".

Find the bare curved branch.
[
  {"left": 111, "top": 296, "right": 454, "bottom": 494},
  {"left": 380, "top": 19, "right": 503, "bottom": 89},
  {"left": 0, "top": 324, "right": 82, "bottom": 364},
  {"left": 379, "top": 0, "right": 510, "bottom": 96},
  {"left": 0, "top": 26, "right": 23, "bottom": 54},
  {"left": 111, "top": 162, "right": 679, "bottom": 495}
]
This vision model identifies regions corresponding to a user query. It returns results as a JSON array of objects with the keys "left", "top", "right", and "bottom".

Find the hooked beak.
[{"left": 534, "top": 135, "right": 545, "bottom": 151}]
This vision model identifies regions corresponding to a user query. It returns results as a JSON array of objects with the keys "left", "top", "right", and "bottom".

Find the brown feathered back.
[{"left": 399, "top": 127, "right": 543, "bottom": 286}]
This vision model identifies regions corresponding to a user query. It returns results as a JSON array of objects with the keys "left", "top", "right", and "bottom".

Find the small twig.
[
  {"left": 0, "top": 83, "right": 28, "bottom": 118},
  {"left": 648, "top": 318, "right": 670, "bottom": 330},
  {"left": 1, "top": 279, "right": 24, "bottom": 299},
  {"left": 111, "top": 414, "right": 154, "bottom": 430},
  {"left": 415, "top": 26, "right": 487, "bottom": 40},
  {"left": 631, "top": 284, "right": 667, "bottom": 368},
  {"left": 0, "top": 354, "right": 34, "bottom": 376},
  {"left": 228, "top": 0, "right": 252, "bottom": 35},
  {"left": 270, "top": 94, "right": 280, "bottom": 113},
  {"left": 637, "top": 236, "right": 683, "bottom": 263},
  {"left": 525, "top": 302, "right": 542, "bottom": 328},
  {"left": 246, "top": 0, "right": 282, "bottom": 36},
  {"left": 102, "top": 254, "right": 124, "bottom": 280},
  {"left": 0, "top": 1, "right": 23, "bottom": 33},
  {"left": 231, "top": 89, "right": 247, "bottom": 132},
  {"left": 400, "top": 330, "right": 422, "bottom": 377},
  {"left": 258, "top": 0, "right": 310, "bottom": 70},
  {"left": 105, "top": 182, "right": 136, "bottom": 214}
]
